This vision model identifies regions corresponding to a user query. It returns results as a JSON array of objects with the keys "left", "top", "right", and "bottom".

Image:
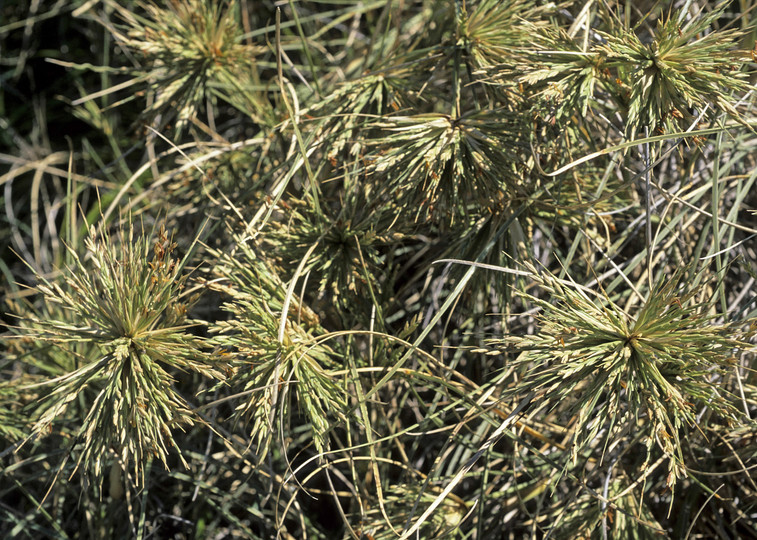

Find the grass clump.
[
  {"left": 1, "top": 0, "right": 757, "bottom": 538},
  {"left": 9, "top": 220, "right": 225, "bottom": 487},
  {"left": 490, "top": 264, "right": 749, "bottom": 488},
  {"left": 208, "top": 234, "right": 347, "bottom": 458},
  {"left": 107, "top": 0, "right": 272, "bottom": 135}
]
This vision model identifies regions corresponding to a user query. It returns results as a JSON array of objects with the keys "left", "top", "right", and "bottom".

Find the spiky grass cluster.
[
  {"left": 370, "top": 111, "right": 525, "bottom": 223},
  {"left": 455, "top": 0, "right": 550, "bottom": 70},
  {"left": 511, "top": 23, "right": 604, "bottom": 124},
  {"left": 512, "top": 1, "right": 749, "bottom": 137},
  {"left": 491, "top": 265, "right": 747, "bottom": 487},
  {"left": 2, "top": 0, "right": 757, "bottom": 537},
  {"left": 601, "top": 2, "right": 750, "bottom": 136},
  {"left": 11, "top": 222, "right": 225, "bottom": 484},
  {"left": 107, "top": 0, "right": 271, "bottom": 134},
  {"left": 208, "top": 236, "right": 347, "bottom": 457},
  {"left": 266, "top": 186, "right": 404, "bottom": 310}
]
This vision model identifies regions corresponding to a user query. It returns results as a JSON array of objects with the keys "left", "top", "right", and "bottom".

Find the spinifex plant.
[
  {"left": 600, "top": 1, "right": 751, "bottom": 137},
  {"left": 511, "top": 1, "right": 751, "bottom": 138},
  {"left": 266, "top": 185, "right": 404, "bottom": 313},
  {"left": 2, "top": 0, "right": 757, "bottom": 537},
  {"left": 370, "top": 110, "right": 524, "bottom": 223},
  {"left": 489, "top": 263, "right": 748, "bottom": 489},
  {"left": 106, "top": 0, "right": 273, "bottom": 135},
  {"left": 11, "top": 221, "right": 225, "bottom": 487},
  {"left": 208, "top": 234, "right": 347, "bottom": 458}
]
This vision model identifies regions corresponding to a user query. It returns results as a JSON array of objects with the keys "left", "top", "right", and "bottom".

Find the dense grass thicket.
[{"left": 2, "top": 0, "right": 757, "bottom": 538}]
